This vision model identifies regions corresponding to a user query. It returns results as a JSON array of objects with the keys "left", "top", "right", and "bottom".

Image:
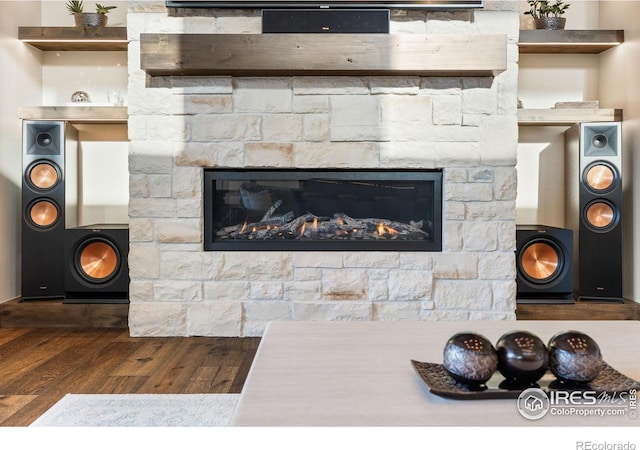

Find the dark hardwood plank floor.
[{"left": 0, "top": 328, "right": 260, "bottom": 427}]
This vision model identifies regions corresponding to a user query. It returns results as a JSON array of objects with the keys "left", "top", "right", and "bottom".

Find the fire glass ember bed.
[{"left": 204, "top": 169, "right": 442, "bottom": 251}]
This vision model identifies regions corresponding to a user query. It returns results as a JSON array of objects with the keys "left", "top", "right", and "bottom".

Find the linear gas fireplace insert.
[{"left": 204, "top": 169, "right": 442, "bottom": 251}]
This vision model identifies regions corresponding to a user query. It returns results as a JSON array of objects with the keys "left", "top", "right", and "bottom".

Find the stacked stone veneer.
[{"left": 126, "top": 1, "right": 520, "bottom": 336}]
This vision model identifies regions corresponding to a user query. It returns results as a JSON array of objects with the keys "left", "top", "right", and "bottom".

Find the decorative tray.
[{"left": 411, "top": 360, "right": 640, "bottom": 400}]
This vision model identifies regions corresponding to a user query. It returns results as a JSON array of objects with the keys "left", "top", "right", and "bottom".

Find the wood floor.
[
  {"left": 0, "top": 327, "right": 260, "bottom": 427},
  {"left": 1, "top": 297, "right": 638, "bottom": 427}
]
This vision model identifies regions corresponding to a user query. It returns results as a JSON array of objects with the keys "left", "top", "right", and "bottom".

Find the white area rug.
[{"left": 30, "top": 394, "right": 240, "bottom": 427}]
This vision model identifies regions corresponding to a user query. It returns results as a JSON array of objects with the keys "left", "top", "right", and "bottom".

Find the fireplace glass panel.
[{"left": 204, "top": 170, "right": 442, "bottom": 251}]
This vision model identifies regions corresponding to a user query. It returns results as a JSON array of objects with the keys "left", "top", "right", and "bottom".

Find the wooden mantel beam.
[{"left": 140, "top": 33, "right": 507, "bottom": 77}]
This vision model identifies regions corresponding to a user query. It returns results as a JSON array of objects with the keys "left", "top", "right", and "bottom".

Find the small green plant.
[
  {"left": 66, "top": 0, "right": 84, "bottom": 14},
  {"left": 95, "top": 3, "right": 117, "bottom": 14},
  {"left": 524, "top": 0, "right": 570, "bottom": 19},
  {"left": 66, "top": 0, "right": 116, "bottom": 15}
]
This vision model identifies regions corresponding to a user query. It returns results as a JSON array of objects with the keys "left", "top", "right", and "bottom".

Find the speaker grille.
[{"left": 76, "top": 238, "right": 121, "bottom": 283}]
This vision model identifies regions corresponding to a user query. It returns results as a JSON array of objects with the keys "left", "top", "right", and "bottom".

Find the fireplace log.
[
  {"left": 261, "top": 199, "right": 283, "bottom": 221},
  {"left": 216, "top": 211, "right": 295, "bottom": 237},
  {"left": 216, "top": 211, "right": 429, "bottom": 241}
]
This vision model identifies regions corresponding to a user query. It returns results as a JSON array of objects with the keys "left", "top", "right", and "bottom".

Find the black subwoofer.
[
  {"left": 21, "top": 121, "right": 77, "bottom": 300},
  {"left": 516, "top": 225, "right": 574, "bottom": 303},
  {"left": 64, "top": 225, "right": 129, "bottom": 303},
  {"left": 565, "top": 122, "right": 623, "bottom": 302}
]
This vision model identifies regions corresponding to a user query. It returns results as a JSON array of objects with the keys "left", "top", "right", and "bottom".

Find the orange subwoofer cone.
[
  {"left": 521, "top": 242, "right": 560, "bottom": 281},
  {"left": 585, "top": 164, "right": 615, "bottom": 191},
  {"left": 586, "top": 202, "right": 615, "bottom": 228},
  {"left": 29, "top": 200, "right": 59, "bottom": 227},
  {"left": 29, "top": 162, "right": 59, "bottom": 190},
  {"left": 79, "top": 241, "right": 119, "bottom": 281}
]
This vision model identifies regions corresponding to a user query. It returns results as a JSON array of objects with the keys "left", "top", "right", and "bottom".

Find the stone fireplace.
[{"left": 126, "top": 1, "right": 519, "bottom": 337}]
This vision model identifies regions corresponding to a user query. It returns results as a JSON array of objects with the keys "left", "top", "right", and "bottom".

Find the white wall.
[
  {"left": 599, "top": 1, "right": 640, "bottom": 301},
  {"left": 0, "top": 1, "right": 43, "bottom": 302},
  {"left": 76, "top": 124, "right": 129, "bottom": 226},
  {"left": 42, "top": 52, "right": 128, "bottom": 105},
  {"left": 516, "top": 126, "right": 566, "bottom": 226}
]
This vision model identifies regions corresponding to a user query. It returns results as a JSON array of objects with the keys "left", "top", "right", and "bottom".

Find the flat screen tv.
[{"left": 166, "top": 0, "right": 484, "bottom": 9}]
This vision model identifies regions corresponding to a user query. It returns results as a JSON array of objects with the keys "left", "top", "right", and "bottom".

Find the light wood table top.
[{"left": 232, "top": 320, "right": 640, "bottom": 427}]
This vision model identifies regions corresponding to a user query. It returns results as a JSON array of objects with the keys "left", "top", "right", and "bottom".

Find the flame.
[
  {"left": 377, "top": 222, "right": 399, "bottom": 236},
  {"left": 240, "top": 221, "right": 248, "bottom": 233},
  {"left": 336, "top": 217, "right": 344, "bottom": 226},
  {"left": 299, "top": 221, "right": 307, "bottom": 236},
  {"left": 312, "top": 217, "right": 318, "bottom": 230}
]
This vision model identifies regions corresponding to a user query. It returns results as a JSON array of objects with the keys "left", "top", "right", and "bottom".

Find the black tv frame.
[{"left": 166, "top": 0, "right": 483, "bottom": 9}]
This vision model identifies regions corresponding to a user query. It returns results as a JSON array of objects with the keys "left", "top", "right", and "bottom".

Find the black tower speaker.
[
  {"left": 565, "top": 122, "right": 623, "bottom": 302},
  {"left": 516, "top": 225, "right": 574, "bottom": 303},
  {"left": 64, "top": 224, "right": 129, "bottom": 304},
  {"left": 262, "top": 9, "right": 390, "bottom": 33},
  {"left": 21, "top": 120, "right": 78, "bottom": 300}
]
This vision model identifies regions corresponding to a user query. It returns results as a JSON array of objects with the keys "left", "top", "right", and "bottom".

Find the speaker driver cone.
[
  {"left": 584, "top": 163, "right": 617, "bottom": 192},
  {"left": 27, "top": 161, "right": 60, "bottom": 191},
  {"left": 591, "top": 134, "right": 608, "bottom": 149},
  {"left": 585, "top": 201, "right": 617, "bottom": 230},
  {"left": 28, "top": 199, "right": 60, "bottom": 228},
  {"left": 520, "top": 241, "right": 561, "bottom": 283},
  {"left": 35, "top": 132, "right": 53, "bottom": 148},
  {"left": 77, "top": 239, "right": 120, "bottom": 283}
]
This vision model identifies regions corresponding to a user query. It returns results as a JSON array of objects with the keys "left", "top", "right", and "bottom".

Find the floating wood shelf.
[
  {"left": 140, "top": 33, "right": 507, "bottom": 77},
  {"left": 517, "top": 108, "right": 622, "bottom": 126},
  {"left": 516, "top": 299, "right": 640, "bottom": 321},
  {"left": 19, "top": 106, "right": 128, "bottom": 124},
  {"left": 18, "top": 26, "right": 128, "bottom": 51},
  {"left": 0, "top": 297, "right": 129, "bottom": 328},
  {"left": 518, "top": 29, "right": 624, "bottom": 54}
]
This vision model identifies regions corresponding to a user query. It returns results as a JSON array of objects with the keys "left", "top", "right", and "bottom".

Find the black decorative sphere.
[
  {"left": 443, "top": 332, "right": 498, "bottom": 386},
  {"left": 496, "top": 330, "right": 548, "bottom": 386},
  {"left": 548, "top": 331, "right": 603, "bottom": 383}
]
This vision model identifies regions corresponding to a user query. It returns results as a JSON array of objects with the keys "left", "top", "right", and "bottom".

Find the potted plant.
[
  {"left": 524, "top": 0, "right": 570, "bottom": 30},
  {"left": 66, "top": 0, "right": 117, "bottom": 27}
]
